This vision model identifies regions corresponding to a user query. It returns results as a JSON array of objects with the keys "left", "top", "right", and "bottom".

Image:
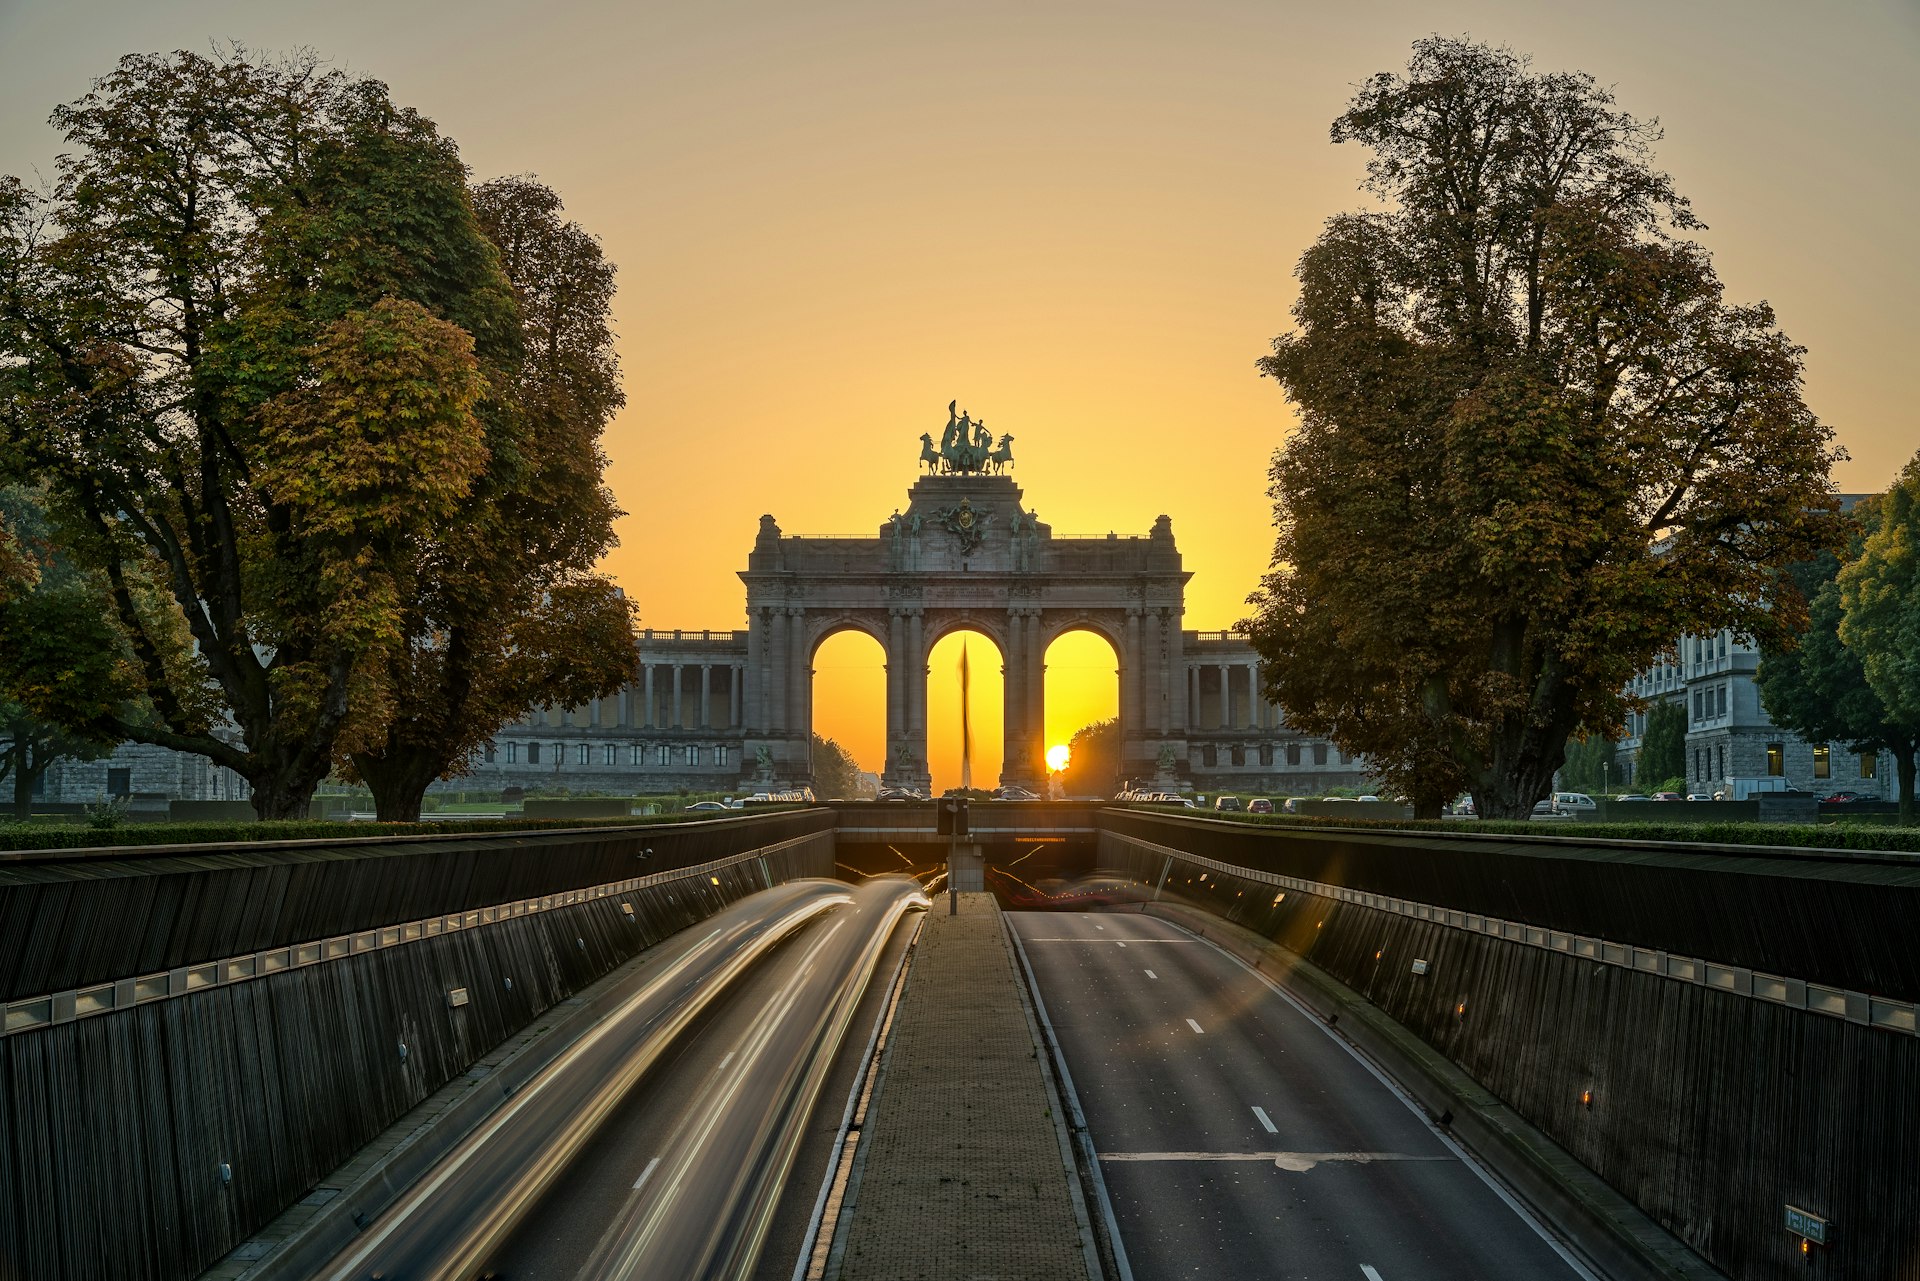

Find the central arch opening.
[
  {"left": 1045, "top": 629, "right": 1121, "bottom": 798},
  {"left": 811, "top": 629, "right": 884, "bottom": 798},
  {"left": 925, "top": 628, "right": 1004, "bottom": 793}
]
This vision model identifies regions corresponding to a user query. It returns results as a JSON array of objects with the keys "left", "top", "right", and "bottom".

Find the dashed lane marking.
[
  {"left": 1186, "top": 1018, "right": 1205, "bottom": 1034},
  {"left": 1252, "top": 1106, "right": 1278, "bottom": 1134},
  {"left": 633, "top": 1156, "right": 661, "bottom": 1191}
]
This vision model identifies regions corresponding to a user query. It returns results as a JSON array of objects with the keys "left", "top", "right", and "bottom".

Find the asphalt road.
[
  {"left": 476, "top": 880, "right": 922, "bottom": 1281},
  {"left": 1008, "top": 910, "right": 1598, "bottom": 1281}
]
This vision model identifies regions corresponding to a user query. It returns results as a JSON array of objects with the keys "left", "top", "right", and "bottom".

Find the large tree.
[
  {"left": 1243, "top": 38, "right": 1844, "bottom": 818},
  {"left": 343, "top": 177, "right": 637, "bottom": 821},
  {"left": 811, "top": 733, "right": 866, "bottom": 800},
  {"left": 1634, "top": 700, "right": 1686, "bottom": 792},
  {"left": 0, "top": 50, "right": 523, "bottom": 817},
  {"left": 1833, "top": 457, "right": 1920, "bottom": 821},
  {"left": 0, "top": 487, "right": 136, "bottom": 816},
  {"left": 1059, "top": 718, "right": 1120, "bottom": 798}
]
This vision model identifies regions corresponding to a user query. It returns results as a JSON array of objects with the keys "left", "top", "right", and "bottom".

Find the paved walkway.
[{"left": 836, "top": 892, "right": 1094, "bottom": 1281}]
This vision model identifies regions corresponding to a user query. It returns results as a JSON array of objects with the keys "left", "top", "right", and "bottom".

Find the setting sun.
[{"left": 1046, "top": 744, "right": 1071, "bottom": 773}]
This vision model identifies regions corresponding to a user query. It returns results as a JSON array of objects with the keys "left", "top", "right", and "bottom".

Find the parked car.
[
  {"left": 876, "top": 788, "right": 919, "bottom": 802},
  {"left": 1283, "top": 797, "right": 1303, "bottom": 813},
  {"left": 1685, "top": 793, "right": 1713, "bottom": 801},
  {"left": 684, "top": 800, "right": 728, "bottom": 812},
  {"left": 1450, "top": 796, "right": 1475, "bottom": 816},
  {"left": 1214, "top": 796, "right": 1243, "bottom": 812},
  {"left": 1549, "top": 791, "right": 1597, "bottom": 816},
  {"left": 1246, "top": 798, "right": 1274, "bottom": 814},
  {"left": 1356, "top": 794, "right": 1381, "bottom": 802},
  {"left": 1821, "top": 790, "right": 1867, "bottom": 804},
  {"left": 993, "top": 785, "right": 1041, "bottom": 802},
  {"left": 1613, "top": 794, "right": 1650, "bottom": 803},
  {"left": 1651, "top": 791, "right": 1684, "bottom": 801}
]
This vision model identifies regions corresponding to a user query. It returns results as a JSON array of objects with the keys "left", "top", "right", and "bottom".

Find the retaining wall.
[
  {"left": 0, "top": 816, "right": 835, "bottom": 1281},
  {"left": 1099, "top": 816, "right": 1920, "bottom": 1279}
]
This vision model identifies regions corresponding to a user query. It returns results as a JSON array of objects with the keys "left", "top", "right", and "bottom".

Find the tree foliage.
[
  {"left": 0, "top": 487, "right": 135, "bottom": 815},
  {"left": 1059, "top": 718, "right": 1120, "bottom": 797},
  {"left": 811, "top": 733, "right": 866, "bottom": 800},
  {"left": 1635, "top": 700, "right": 1686, "bottom": 790},
  {"left": 0, "top": 51, "right": 635, "bottom": 820},
  {"left": 1832, "top": 456, "right": 1920, "bottom": 820},
  {"left": 1242, "top": 37, "right": 1844, "bottom": 818},
  {"left": 1557, "top": 730, "right": 1618, "bottom": 794},
  {"left": 345, "top": 177, "right": 636, "bottom": 821}
]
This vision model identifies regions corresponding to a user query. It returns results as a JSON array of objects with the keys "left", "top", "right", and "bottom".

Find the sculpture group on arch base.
[{"left": 919, "top": 399, "right": 1014, "bottom": 475}]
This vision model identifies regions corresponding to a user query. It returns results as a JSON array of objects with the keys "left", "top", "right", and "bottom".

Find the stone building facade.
[
  {"left": 1612, "top": 628, "right": 1895, "bottom": 797},
  {"left": 42, "top": 445, "right": 1376, "bottom": 805}
]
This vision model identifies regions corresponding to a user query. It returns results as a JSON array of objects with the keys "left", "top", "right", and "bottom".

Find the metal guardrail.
[
  {"left": 1, "top": 832, "right": 829, "bottom": 1038},
  {"left": 1112, "top": 832, "right": 1919, "bottom": 1038}
]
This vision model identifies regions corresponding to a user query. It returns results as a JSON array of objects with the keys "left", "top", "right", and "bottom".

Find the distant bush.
[
  {"left": 1132, "top": 806, "right": 1920, "bottom": 854},
  {"left": 0, "top": 806, "right": 808, "bottom": 853}
]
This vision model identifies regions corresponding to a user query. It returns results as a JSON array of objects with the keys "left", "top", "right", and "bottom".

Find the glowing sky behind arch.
[{"left": 4, "top": 0, "right": 1913, "bottom": 785}]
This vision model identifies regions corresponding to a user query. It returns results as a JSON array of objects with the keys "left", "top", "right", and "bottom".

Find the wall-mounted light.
[
  {"left": 1581, "top": 1088, "right": 1592, "bottom": 1108},
  {"left": 1411, "top": 959, "right": 1429, "bottom": 975},
  {"left": 710, "top": 876, "right": 720, "bottom": 886},
  {"left": 1374, "top": 950, "right": 1383, "bottom": 960},
  {"left": 218, "top": 1162, "right": 232, "bottom": 1187},
  {"left": 504, "top": 977, "right": 514, "bottom": 991},
  {"left": 397, "top": 1042, "right": 409, "bottom": 1063},
  {"left": 1455, "top": 1001, "right": 1466, "bottom": 1016},
  {"left": 447, "top": 987, "right": 470, "bottom": 1010}
]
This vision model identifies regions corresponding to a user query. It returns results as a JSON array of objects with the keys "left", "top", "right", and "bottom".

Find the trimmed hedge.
[
  {"left": 0, "top": 807, "right": 806, "bottom": 853},
  {"left": 1129, "top": 804, "right": 1920, "bottom": 854}
]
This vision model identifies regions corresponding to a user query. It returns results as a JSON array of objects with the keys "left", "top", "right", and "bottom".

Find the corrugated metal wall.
[
  {"left": 0, "top": 817, "right": 834, "bottom": 1281},
  {"left": 1104, "top": 830, "right": 1920, "bottom": 1279}
]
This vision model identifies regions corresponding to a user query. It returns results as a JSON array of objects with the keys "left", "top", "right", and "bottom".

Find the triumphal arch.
[
  {"left": 481, "top": 403, "right": 1368, "bottom": 797},
  {"left": 743, "top": 402, "right": 1192, "bottom": 792}
]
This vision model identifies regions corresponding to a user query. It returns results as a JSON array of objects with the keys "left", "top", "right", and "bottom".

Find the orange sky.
[{"left": 4, "top": 1, "right": 1915, "bottom": 789}]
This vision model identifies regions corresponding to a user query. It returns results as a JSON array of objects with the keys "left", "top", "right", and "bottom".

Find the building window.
[
  {"left": 717, "top": 746, "right": 729, "bottom": 768},
  {"left": 1716, "top": 685, "right": 1727, "bottom": 718},
  {"left": 1717, "top": 744, "right": 1725, "bottom": 778},
  {"left": 506, "top": 742, "right": 519, "bottom": 764},
  {"left": 484, "top": 744, "right": 496, "bottom": 764},
  {"left": 107, "top": 768, "right": 132, "bottom": 798},
  {"left": 1259, "top": 744, "right": 1273, "bottom": 766},
  {"left": 658, "top": 745, "right": 670, "bottom": 766},
  {"left": 689, "top": 746, "right": 702, "bottom": 767},
  {"left": 1812, "top": 745, "right": 1830, "bottom": 779},
  {"left": 1766, "top": 743, "right": 1784, "bottom": 777},
  {"left": 603, "top": 744, "right": 616, "bottom": 766},
  {"left": 526, "top": 741, "right": 541, "bottom": 765},
  {"left": 1312, "top": 743, "right": 1328, "bottom": 766},
  {"left": 1692, "top": 690, "right": 1704, "bottom": 724},
  {"left": 1861, "top": 752, "right": 1878, "bottom": 780},
  {"left": 1201, "top": 745, "right": 1217, "bottom": 767},
  {"left": 1286, "top": 743, "right": 1301, "bottom": 766}
]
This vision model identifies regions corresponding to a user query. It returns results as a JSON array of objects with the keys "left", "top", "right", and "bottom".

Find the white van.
[{"left": 1550, "top": 792, "right": 1597, "bottom": 816}]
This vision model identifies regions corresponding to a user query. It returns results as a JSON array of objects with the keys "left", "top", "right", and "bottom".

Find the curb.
[{"left": 1139, "top": 901, "right": 1726, "bottom": 1281}]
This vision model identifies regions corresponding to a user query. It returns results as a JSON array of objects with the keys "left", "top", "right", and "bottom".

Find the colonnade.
[
  {"left": 1189, "top": 660, "right": 1277, "bottom": 730},
  {"left": 625, "top": 661, "right": 746, "bottom": 731}
]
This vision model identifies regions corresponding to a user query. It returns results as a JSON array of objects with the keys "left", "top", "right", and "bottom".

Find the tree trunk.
[
  {"left": 1897, "top": 745, "right": 1917, "bottom": 828},
  {"left": 1412, "top": 797, "right": 1445, "bottom": 821},
  {"left": 354, "top": 748, "right": 443, "bottom": 823},
  {"left": 248, "top": 768, "right": 320, "bottom": 821}
]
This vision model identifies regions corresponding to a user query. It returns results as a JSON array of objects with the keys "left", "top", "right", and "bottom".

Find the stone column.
[
  {"left": 671, "top": 663, "right": 684, "bottom": 730},
  {"left": 787, "top": 608, "right": 808, "bottom": 744},
  {"left": 886, "top": 610, "right": 905, "bottom": 774},
  {"left": 767, "top": 610, "right": 787, "bottom": 733},
  {"left": 700, "top": 664, "right": 712, "bottom": 729},
  {"left": 1187, "top": 665, "right": 1199, "bottom": 736},
  {"left": 1123, "top": 609, "right": 1142, "bottom": 750},
  {"left": 1002, "top": 608, "right": 1024, "bottom": 786},
  {"left": 1218, "top": 662, "right": 1231, "bottom": 729},
  {"left": 642, "top": 663, "right": 655, "bottom": 730},
  {"left": 730, "top": 664, "right": 743, "bottom": 728},
  {"left": 745, "top": 614, "right": 764, "bottom": 732},
  {"left": 907, "top": 609, "right": 926, "bottom": 780},
  {"left": 1167, "top": 613, "right": 1187, "bottom": 735},
  {"left": 1026, "top": 612, "right": 1045, "bottom": 780}
]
